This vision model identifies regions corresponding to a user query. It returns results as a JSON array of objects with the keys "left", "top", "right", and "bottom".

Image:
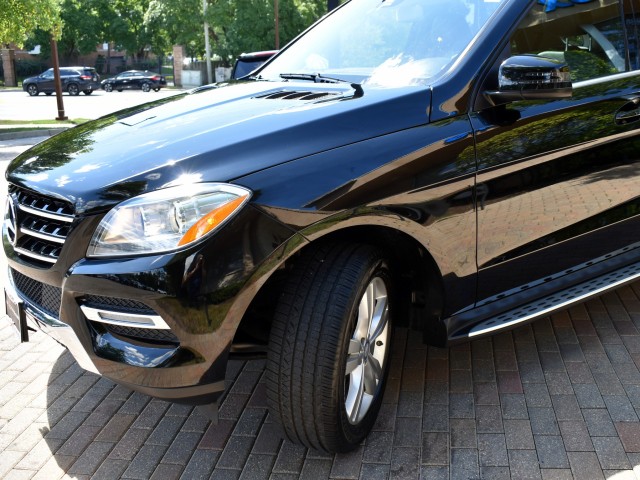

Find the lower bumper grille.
[
  {"left": 82, "top": 295, "right": 156, "bottom": 315},
  {"left": 11, "top": 269, "right": 62, "bottom": 317},
  {"left": 93, "top": 322, "right": 180, "bottom": 344},
  {"left": 81, "top": 294, "right": 179, "bottom": 345}
]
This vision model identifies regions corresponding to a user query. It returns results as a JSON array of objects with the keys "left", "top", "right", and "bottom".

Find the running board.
[{"left": 467, "top": 261, "right": 640, "bottom": 339}]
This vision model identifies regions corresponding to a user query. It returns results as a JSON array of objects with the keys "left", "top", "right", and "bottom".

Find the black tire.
[
  {"left": 141, "top": 82, "right": 151, "bottom": 92},
  {"left": 67, "top": 83, "right": 80, "bottom": 96},
  {"left": 26, "top": 84, "right": 39, "bottom": 96},
  {"left": 104, "top": 83, "right": 113, "bottom": 92},
  {"left": 266, "top": 243, "right": 393, "bottom": 453},
  {"left": 117, "top": 88, "right": 123, "bottom": 92},
  {"left": 45, "top": 92, "right": 52, "bottom": 96},
  {"left": 83, "top": 89, "right": 92, "bottom": 95},
  {"left": 153, "top": 87, "right": 160, "bottom": 92}
]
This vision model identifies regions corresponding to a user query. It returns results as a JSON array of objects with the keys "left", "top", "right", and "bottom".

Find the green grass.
[
  {"left": 0, "top": 119, "right": 89, "bottom": 126},
  {"left": 0, "top": 119, "right": 90, "bottom": 134}
]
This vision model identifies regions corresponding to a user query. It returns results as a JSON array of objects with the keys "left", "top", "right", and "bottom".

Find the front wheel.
[
  {"left": 26, "top": 84, "right": 39, "bottom": 96},
  {"left": 104, "top": 83, "right": 113, "bottom": 92},
  {"left": 67, "top": 83, "right": 80, "bottom": 96},
  {"left": 266, "top": 243, "right": 393, "bottom": 453}
]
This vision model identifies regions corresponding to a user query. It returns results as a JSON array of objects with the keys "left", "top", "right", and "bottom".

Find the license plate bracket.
[{"left": 5, "top": 289, "right": 28, "bottom": 342}]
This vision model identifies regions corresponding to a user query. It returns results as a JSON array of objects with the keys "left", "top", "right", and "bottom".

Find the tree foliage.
[
  {"left": 22, "top": 0, "right": 334, "bottom": 66},
  {"left": 0, "top": 0, "right": 62, "bottom": 47}
]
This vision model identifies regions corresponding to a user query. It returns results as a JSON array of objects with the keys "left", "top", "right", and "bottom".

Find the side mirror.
[{"left": 488, "top": 55, "right": 572, "bottom": 103}]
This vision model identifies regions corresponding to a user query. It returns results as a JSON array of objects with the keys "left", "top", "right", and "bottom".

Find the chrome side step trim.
[
  {"left": 80, "top": 305, "right": 171, "bottom": 330},
  {"left": 468, "top": 262, "right": 640, "bottom": 338}
]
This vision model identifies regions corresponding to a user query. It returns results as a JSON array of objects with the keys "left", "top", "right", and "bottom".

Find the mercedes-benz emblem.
[{"left": 4, "top": 195, "right": 17, "bottom": 246}]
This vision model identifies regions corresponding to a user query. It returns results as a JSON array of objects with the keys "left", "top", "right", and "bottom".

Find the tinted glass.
[
  {"left": 510, "top": 0, "right": 626, "bottom": 82},
  {"left": 235, "top": 59, "right": 268, "bottom": 79}
]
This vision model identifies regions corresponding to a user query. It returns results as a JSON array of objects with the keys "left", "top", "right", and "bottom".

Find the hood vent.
[{"left": 255, "top": 90, "right": 340, "bottom": 101}]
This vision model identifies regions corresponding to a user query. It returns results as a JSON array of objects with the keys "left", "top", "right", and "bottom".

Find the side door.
[
  {"left": 129, "top": 73, "right": 143, "bottom": 89},
  {"left": 117, "top": 72, "right": 131, "bottom": 89},
  {"left": 472, "top": 0, "right": 640, "bottom": 302},
  {"left": 38, "top": 69, "right": 55, "bottom": 92},
  {"left": 59, "top": 69, "right": 76, "bottom": 91}
]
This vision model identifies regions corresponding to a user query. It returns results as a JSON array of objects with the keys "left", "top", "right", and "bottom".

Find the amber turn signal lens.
[{"left": 177, "top": 195, "right": 247, "bottom": 246}]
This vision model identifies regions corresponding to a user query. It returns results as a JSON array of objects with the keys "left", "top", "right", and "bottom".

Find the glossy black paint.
[
  {"left": 101, "top": 70, "right": 167, "bottom": 92},
  {"left": 4, "top": 0, "right": 640, "bottom": 407}
]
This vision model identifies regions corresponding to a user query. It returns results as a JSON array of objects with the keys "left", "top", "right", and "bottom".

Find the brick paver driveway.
[{"left": 1, "top": 283, "right": 640, "bottom": 479}]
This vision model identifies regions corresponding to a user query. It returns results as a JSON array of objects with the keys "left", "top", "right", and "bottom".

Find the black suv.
[
  {"left": 22, "top": 67, "right": 100, "bottom": 96},
  {"left": 5, "top": 0, "right": 640, "bottom": 454}
]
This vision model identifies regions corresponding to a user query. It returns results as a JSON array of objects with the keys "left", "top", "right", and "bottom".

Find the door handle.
[{"left": 615, "top": 98, "right": 640, "bottom": 125}]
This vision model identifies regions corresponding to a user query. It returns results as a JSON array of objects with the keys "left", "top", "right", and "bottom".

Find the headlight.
[{"left": 87, "top": 183, "right": 251, "bottom": 257}]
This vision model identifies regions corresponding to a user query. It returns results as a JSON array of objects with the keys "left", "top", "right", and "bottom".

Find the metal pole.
[
  {"left": 50, "top": 38, "right": 67, "bottom": 121},
  {"left": 203, "top": 0, "right": 212, "bottom": 84},
  {"left": 275, "top": 0, "right": 279, "bottom": 49}
]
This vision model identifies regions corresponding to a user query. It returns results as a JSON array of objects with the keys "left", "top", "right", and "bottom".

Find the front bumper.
[
  {"left": 5, "top": 266, "right": 229, "bottom": 404},
  {"left": 3, "top": 203, "right": 299, "bottom": 406},
  {"left": 5, "top": 268, "right": 98, "bottom": 374}
]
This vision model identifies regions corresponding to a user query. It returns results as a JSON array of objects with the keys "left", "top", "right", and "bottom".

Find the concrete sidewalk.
[{"left": 2, "top": 282, "right": 640, "bottom": 479}]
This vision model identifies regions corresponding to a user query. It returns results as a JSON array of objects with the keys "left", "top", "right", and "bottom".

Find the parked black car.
[
  {"left": 5, "top": 0, "right": 640, "bottom": 453},
  {"left": 231, "top": 50, "right": 277, "bottom": 79},
  {"left": 101, "top": 70, "right": 167, "bottom": 92},
  {"left": 22, "top": 67, "right": 100, "bottom": 96}
]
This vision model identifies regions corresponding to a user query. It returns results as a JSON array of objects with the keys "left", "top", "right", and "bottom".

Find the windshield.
[{"left": 261, "top": 0, "right": 506, "bottom": 88}]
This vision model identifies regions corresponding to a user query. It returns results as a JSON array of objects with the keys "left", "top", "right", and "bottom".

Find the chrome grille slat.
[
  {"left": 8, "top": 185, "right": 75, "bottom": 266},
  {"left": 18, "top": 204, "right": 74, "bottom": 223},
  {"left": 14, "top": 247, "right": 58, "bottom": 264},
  {"left": 20, "top": 227, "right": 66, "bottom": 244}
]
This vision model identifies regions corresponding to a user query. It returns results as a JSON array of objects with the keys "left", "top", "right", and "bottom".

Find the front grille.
[
  {"left": 11, "top": 269, "right": 62, "bottom": 317},
  {"left": 8, "top": 185, "right": 75, "bottom": 266}
]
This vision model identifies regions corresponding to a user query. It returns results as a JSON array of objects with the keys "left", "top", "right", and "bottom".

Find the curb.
[{"left": 0, "top": 127, "right": 69, "bottom": 141}]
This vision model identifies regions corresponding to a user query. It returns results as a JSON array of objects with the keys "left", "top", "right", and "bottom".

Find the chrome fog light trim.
[{"left": 81, "top": 305, "right": 171, "bottom": 330}]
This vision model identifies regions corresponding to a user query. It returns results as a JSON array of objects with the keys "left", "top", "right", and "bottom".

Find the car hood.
[{"left": 7, "top": 81, "right": 431, "bottom": 215}]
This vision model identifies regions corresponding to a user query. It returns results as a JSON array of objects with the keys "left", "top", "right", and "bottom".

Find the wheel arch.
[{"left": 233, "top": 222, "right": 448, "bottom": 352}]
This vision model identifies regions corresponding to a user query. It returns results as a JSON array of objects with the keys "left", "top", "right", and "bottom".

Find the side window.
[
  {"left": 510, "top": 0, "right": 626, "bottom": 82},
  {"left": 626, "top": 2, "right": 640, "bottom": 70}
]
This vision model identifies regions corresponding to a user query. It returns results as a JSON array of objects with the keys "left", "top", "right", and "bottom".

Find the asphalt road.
[
  {"left": 0, "top": 87, "right": 184, "bottom": 121},
  {"left": 0, "top": 87, "right": 186, "bottom": 318}
]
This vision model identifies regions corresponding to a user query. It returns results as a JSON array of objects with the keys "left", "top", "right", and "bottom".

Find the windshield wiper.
[
  {"left": 279, "top": 73, "right": 363, "bottom": 97},
  {"left": 280, "top": 72, "right": 345, "bottom": 83}
]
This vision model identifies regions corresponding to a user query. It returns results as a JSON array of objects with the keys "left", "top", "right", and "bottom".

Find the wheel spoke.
[
  {"left": 349, "top": 371, "right": 366, "bottom": 423},
  {"left": 348, "top": 338, "right": 361, "bottom": 354},
  {"left": 345, "top": 340, "right": 362, "bottom": 375},
  {"left": 369, "top": 296, "right": 388, "bottom": 341},
  {"left": 363, "top": 362, "right": 378, "bottom": 394},
  {"left": 357, "top": 283, "right": 374, "bottom": 339},
  {"left": 367, "top": 353, "right": 383, "bottom": 384}
]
